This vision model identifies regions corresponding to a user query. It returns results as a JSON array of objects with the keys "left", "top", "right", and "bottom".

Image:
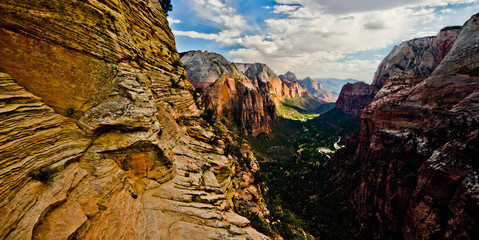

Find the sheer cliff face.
[
  {"left": 0, "top": 1, "right": 269, "bottom": 239},
  {"left": 372, "top": 27, "right": 461, "bottom": 88},
  {"left": 335, "top": 82, "right": 378, "bottom": 117},
  {"left": 181, "top": 51, "right": 277, "bottom": 136},
  {"left": 337, "top": 16, "right": 479, "bottom": 239},
  {"left": 335, "top": 27, "right": 460, "bottom": 117},
  {"left": 180, "top": 50, "right": 244, "bottom": 88}
]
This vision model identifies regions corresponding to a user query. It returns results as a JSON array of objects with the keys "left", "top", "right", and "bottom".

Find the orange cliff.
[
  {"left": 0, "top": 1, "right": 270, "bottom": 239},
  {"left": 181, "top": 51, "right": 277, "bottom": 136}
]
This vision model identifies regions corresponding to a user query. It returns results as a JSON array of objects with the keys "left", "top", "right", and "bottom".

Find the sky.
[{"left": 168, "top": 0, "right": 479, "bottom": 83}]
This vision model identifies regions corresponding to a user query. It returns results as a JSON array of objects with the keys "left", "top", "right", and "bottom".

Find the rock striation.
[
  {"left": 0, "top": 0, "right": 269, "bottom": 239},
  {"left": 335, "top": 82, "right": 378, "bottom": 117},
  {"left": 334, "top": 15, "right": 479, "bottom": 239},
  {"left": 335, "top": 26, "right": 461, "bottom": 117}
]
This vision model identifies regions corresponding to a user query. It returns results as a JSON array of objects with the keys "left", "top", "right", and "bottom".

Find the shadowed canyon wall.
[{"left": 334, "top": 15, "right": 479, "bottom": 239}]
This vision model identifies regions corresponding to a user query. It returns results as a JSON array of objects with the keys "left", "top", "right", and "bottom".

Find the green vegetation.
[
  {"left": 31, "top": 166, "right": 60, "bottom": 183},
  {"left": 276, "top": 96, "right": 335, "bottom": 120},
  {"left": 200, "top": 108, "right": 216, "bottom": 126},
  {"left": 247, "top": 108, "right": 361, "bottom": 238},
  {"left": 65, "top": 105, "right": 75, "bottom": 117},
  {"left": 159, "top": 0, "right": 172, "bottom": 15}
]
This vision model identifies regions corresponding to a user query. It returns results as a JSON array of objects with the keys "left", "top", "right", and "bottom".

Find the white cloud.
[
  {"left": 167, "top": 17, "right": 181, "bottom": 24},
  {"left": 227, "top": 1, "right": 478, "bottom": 81},
  {"left": 189, "top": 0, "right": 250, "bottom": 31},
  {"left": 173, "top": 0, "right": 479, "bottom": 81}
]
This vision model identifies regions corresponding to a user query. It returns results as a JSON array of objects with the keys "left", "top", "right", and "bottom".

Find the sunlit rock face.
[
  {"left": 335, "top": 15, "right": 479, "bottom": 239},
  {"left": 335, "top": 26, "right": 461, "bottom": 118},
  {"left": 181, "top": 51, "right": 277, "bottom": 136},
  {"left": 0, "top": 0, "right": 269, "bottom": 239}
]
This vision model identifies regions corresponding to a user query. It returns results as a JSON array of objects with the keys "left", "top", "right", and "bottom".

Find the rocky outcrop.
[
  {"left": 299, "top": 77, "right": 335, "bottom": 102},
  {"left": 279, "top": 71, "right": 298, "bottom": 87},
  {"left": 335, "top": 26, "right": 461, "bottom": 117},
  {"left": 335, "top": 82, "right": 378, "bottom": 117},
  {"left": 335, "top": 15, "right": 479, "bottom": 239},
  {"left": 239, "top": 64, "right": 309, "bottom": 103},
  {"left": 0, "top": 0, "right": 269, "bottom": 239},
  {"left": 181, "top": 51, "right": 277, "bottom": 136},
  {"left": 372, "top": 26, "right": 461, "bottom": 88}
]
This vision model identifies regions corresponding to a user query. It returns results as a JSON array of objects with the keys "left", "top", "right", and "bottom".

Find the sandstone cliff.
[
  {"left": 181, "top": 51, "right": 277, "bottom": 136},
  {"left": 335, "top": 26, "right": 460, "bottom": 117},
  {"left": 334, "top": 15, "right": 479, "bottom": 239},
  {"left": 0, "top": 1, "right": 269, "bottom": 239}
]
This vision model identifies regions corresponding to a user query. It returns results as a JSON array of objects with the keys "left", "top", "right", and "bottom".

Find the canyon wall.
[
  {"left": 335, "top": 15, "right": 479, "bottom": 239},
  {"left": 335, "top": 26, "right": 461, "bottom": 117},
  {"left": 181, "top": 51, "right": 277, "bottom": 136},
  {"left": 335, "top": 82, "right": 378, "bottom": 117},
  {"left": 0, "top": 0, "right": 269, "bottom": 239}
]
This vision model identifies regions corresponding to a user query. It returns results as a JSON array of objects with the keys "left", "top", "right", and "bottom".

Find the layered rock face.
[
  {"left": 299, "top": 77, "right": 335, "bottom": 102},
  {"left": 335, "top": 26, "right": 461, "bottom": 117},
  {"left": 0, "top": 1, "right": 269, "bottom": 239},
  {"left": 336, "top": 15, "right": 479, "bottom": 239},
  {"left": 181, "top": 51, "right": 277, "bottom": 136},
  {"left": 238, "top": 63, "right": 309, "bottom": 102},
  {"left": 372, "top": 26, "right": 461, "bottom": 88},
  {"left": 335, "top": 82, "right": 378, "bottom": 117}
]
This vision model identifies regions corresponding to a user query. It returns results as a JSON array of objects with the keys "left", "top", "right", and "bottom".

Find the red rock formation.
[
  {"left": 239, "top": 64, "right": 310, "bottom": 103},
  {"left": 335, "top": 26, "right": 460, "bottom": 117},
  {"left": 205, "top": 76, "right": 277, "bottom": 136},
  {"left": 336, "top": 15, "right": 479, "bottom": 239},
  {"left": 181, "top": 51, "right": 277, "bottom": 136},
  {"left": 335, "top": 82, "right": 378, "bottom": 117},
  {"left": 372, "top": 26, "right": 461, "bottom": 88}
]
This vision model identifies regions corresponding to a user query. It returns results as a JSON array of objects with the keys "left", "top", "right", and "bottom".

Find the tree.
[{"left": 159, "top": 0, "right": 172, "bottom": 15}]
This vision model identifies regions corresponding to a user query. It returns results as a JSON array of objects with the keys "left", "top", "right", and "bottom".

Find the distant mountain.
[
  {"left": 313, "top": 78, "right": 360, "bottom": 95},
  {"left": 298, "top": 77, "right": 335, "bottom": 102},
  {"left": 278, "top": 71, "right": 298, "bottom": 87}
]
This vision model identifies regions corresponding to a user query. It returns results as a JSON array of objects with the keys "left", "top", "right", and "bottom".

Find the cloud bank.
[{"left": 171, "top": 0, "right": 479, "bottom": 82}]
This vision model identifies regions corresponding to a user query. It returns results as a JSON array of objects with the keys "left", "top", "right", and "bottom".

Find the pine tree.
[{"left": 159, "top": 0, "right": 172, "bottom": 15}]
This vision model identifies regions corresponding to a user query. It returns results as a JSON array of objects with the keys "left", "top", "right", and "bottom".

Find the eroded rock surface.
[
  {"left": 335, "top": 26, "right": 461, "bottom": 117},
  {"left": 0, "top": 0, "right": 269, "bottom": 239},
  {"left": 335, "top": 15, "right": 479, "bottom": 239},
  {"left": 181, "top": 51, "right": 277, "bottom": 136},
  {"left": 335, "top": 82, "right": 378, "bottom": 117}
]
